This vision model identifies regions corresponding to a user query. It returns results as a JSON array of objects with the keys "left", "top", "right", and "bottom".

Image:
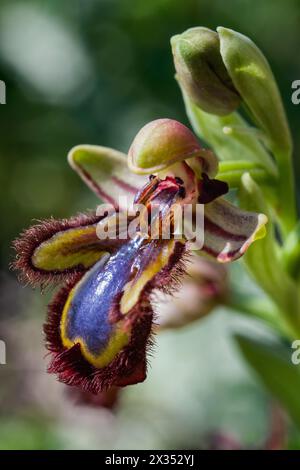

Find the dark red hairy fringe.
[
  {"left": 11, "top": 212, "right": 104, "bottom": 289},
  {"left": 44, "top": 240, "right": 187, "bottom": 394},
  {"left": 151, "top": 240, "right": 189, "bottom": 296}
]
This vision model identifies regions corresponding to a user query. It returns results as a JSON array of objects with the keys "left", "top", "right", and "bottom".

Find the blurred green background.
[{"left": 0, "top": 0, "right": 299, "bottom": 449}]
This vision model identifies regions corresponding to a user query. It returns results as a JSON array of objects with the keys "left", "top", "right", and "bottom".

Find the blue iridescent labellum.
[{"left": 61, "top": 237, "right": 145, "bottom": 368}]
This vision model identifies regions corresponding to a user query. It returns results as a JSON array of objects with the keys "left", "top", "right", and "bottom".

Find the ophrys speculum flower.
[{"left": 13, "top": 119, "right": 267, "bottom": 394}]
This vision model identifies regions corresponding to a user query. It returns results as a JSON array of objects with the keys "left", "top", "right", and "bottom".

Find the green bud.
[
  {"left": 218, "top": 27, "right": 292, "bottom": 152},
  {"left": 128, "top": 118, "right": 204, "bottom": 174},
  {"left": 171, "top": 27, "right": 241, "bottom": 116}
]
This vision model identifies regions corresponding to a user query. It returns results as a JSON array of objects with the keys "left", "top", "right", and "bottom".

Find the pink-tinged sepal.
[{"left": 203, "top": 198, "right": 268, "bottom": 262}]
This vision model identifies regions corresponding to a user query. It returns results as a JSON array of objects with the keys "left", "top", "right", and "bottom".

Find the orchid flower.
[{"left": 13, "top": 118, "right": 267, "bottom": 394}]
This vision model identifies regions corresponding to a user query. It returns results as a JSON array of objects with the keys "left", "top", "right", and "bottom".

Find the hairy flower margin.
[{"left": 12, "top": 118, "right": 267, "bottom": 395}]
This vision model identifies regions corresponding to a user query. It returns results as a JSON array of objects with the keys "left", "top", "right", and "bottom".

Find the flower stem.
[{"left": 273, "top": 147, "right": 298, "bottom": 238}]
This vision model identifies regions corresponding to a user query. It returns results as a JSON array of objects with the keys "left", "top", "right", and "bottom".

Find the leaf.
[{"left": 236, "top": 332, "right": 300, "bottom": 429}]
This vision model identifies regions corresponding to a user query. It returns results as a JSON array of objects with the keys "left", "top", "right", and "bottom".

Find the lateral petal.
[{"left": 202, "top": 198, "right": 267, "bottom": 262}]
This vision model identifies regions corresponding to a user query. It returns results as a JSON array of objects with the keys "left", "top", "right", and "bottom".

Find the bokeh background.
[{"left": 0, "top": 0, "right": 299, "bottom": 449}]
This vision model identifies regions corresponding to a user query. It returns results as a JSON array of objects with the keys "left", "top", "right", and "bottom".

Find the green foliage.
[{"left": 236, "top": 332, "right": 300, "bottom": 429}]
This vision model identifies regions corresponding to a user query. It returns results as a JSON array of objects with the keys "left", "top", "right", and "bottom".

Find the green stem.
[
  {"left": 273, "top": 147, "right": 298, "bottom": 238},
  {"left": 239, "top": 173, "right": 300, "bottom": 338},
  {"left": 281, "top": 222, "right": 300, "bottom": 279}
]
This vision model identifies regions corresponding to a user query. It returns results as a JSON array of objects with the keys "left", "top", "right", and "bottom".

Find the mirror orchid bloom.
[{"left": 13, "top": 119, "right": 267, "bottom": 394}]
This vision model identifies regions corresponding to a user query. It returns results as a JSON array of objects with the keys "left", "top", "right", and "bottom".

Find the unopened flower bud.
[
  {"left": 217, "top": 27, "right": 291, "bottom": 152},
  {"left": 171, "top": 27, "right": 241, "bottom": 116}
]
